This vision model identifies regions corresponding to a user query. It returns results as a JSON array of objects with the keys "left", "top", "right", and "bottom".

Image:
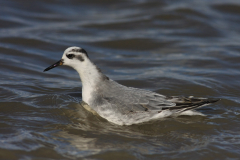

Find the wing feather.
[
  {"left": 94, "top": 80, "right": 220, "bottom": 115},
  {"left": 97, "top": 80, "right": 175, "bottom": 114}
]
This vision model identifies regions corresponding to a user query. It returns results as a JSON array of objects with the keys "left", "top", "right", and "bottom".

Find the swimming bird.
[{"left": 44, "top": 46, "right": 219, "bottom": 125}]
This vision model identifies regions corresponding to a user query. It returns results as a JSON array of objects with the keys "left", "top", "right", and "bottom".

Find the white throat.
[{"left": 72, "top": 60, "right": 103, "bottom": 104}]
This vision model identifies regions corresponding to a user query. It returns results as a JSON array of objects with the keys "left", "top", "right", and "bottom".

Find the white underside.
[{"left": 92, "top": 107, "right": 205, "bottom": 125}]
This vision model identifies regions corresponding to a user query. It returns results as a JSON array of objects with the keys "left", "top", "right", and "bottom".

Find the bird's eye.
[{"left": 67, "top": 54, "right": 75, "bottom": 59}]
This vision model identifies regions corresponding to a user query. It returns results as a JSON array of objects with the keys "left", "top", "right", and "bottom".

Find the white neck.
[{"left": 73, "top": 60, "right": 103, "bottom": 104}]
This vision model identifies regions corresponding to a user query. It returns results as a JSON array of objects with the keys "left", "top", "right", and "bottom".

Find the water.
[{"left": 1, "top": 0, "right": 240, "bottom": 159}]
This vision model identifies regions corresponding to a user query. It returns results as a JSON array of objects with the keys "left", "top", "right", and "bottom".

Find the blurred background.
[{"left": 1, "top": 0, "right": 240, "bottom": 159}]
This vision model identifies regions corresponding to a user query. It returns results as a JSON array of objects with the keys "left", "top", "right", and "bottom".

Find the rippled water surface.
[{"left": 1, "top": 0, "right": 240, "bottom": 159}]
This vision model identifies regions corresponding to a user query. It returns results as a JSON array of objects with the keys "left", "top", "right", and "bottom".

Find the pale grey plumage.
[
  {"left": 44, "top": 46, "right": 220, "bottom": 125},
  {"left": 89, "top": 79, "right": 173, "bottom": 113},
  {"left": 85, "top": 72, "right": 219, "bottom": 125}
]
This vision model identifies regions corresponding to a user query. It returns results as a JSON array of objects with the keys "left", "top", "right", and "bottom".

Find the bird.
[{"left": 44, "top": 46, "right": 220, "bottom": 125}]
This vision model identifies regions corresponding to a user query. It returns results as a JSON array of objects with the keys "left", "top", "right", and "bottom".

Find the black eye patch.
[
  {"left": 67, "top": 54, "right": 75, "bottom": 59},
  {"left": 77, "top": 55, "right": 84, "bottom": 61}
]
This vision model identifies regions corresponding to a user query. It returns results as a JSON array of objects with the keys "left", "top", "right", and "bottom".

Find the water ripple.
[{"left": 0, "top": 0, "right": 240, "bottom": 159}]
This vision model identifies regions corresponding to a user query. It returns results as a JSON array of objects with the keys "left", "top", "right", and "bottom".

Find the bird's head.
[{"left": 44, "top": 46, "right": 89, "bottom": 72}]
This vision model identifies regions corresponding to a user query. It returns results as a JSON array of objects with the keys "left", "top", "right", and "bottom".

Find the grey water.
[{"left": 1, "top": 0, "right": 240, "bottom": 159}]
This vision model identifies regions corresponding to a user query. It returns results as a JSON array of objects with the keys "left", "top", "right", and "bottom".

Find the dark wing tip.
[
  {"left": 205, "top": 98, "right": 221, "bottom": 103},
  {"left": 162, "top": 97, "right": 221, "bottom": 112}
]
